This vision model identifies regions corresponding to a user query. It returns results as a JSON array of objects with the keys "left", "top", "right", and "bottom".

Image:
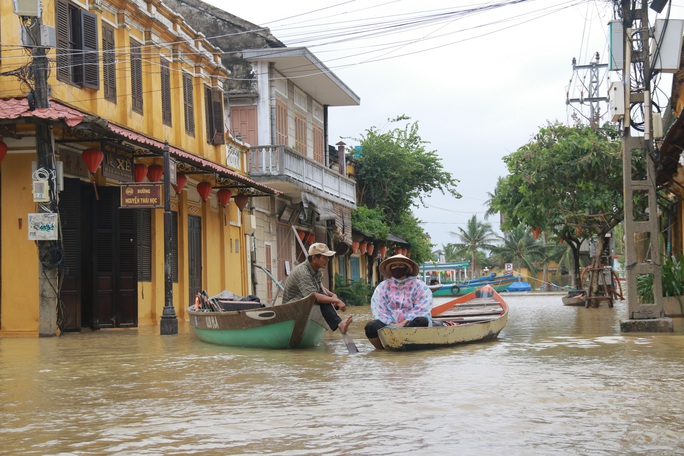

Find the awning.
[
  {"left": 0, "top": 97, "right": 280, "bottom": 197},
  {"left": 301, "top": 192, "right": 351, "bottom": 245}
]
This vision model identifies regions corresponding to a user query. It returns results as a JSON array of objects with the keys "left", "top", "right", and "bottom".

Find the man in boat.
[
  {"left": 282, "top": 243, "right": 353, "bottom": 334},
  {"left": 364, "top": 254, "right": 433, "bottom": 349}
]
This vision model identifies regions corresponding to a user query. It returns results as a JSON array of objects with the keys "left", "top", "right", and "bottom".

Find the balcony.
[{"left": 248, "top": 145, "right": 356, "bottom": 208}]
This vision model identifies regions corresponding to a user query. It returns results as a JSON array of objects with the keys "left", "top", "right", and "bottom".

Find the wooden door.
[
  {"left": 91, "top": 187, "right": 137, "bottom": 328},
  {"left": 188, "top": 215, "right": 202, "bottom": 305},
  {"left": 230, "top": 105, "right": 258, "bottom": 146}
]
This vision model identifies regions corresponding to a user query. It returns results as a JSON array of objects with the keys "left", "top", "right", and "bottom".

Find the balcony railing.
[{"left": 248, "top": 145, "right": 356, "bottom": 206}]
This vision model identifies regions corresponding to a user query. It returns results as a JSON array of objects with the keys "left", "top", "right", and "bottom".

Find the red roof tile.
[{"left": 0, "top": 98, "right": 85, "bottom": 127}]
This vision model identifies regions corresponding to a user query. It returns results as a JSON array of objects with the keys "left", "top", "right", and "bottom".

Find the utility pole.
[
  {"left": 619, "top": 0, "right": 672, "bottom": 332},
  {"left": 566, "top": 53, "right": 608, "bottom": 128},
  {"left": 21, "top": 10, "right": 62, "bottom": 336}
]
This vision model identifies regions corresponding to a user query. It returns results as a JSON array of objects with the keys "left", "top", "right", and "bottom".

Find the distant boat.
[
  {"left": 506, "top": 281, "right": 532, "bottom": 292},
  {"left": 375, "top": 284, "right": 509, "bottom": 351},
  {"left": 429, "top": 273, "right": 517, "bottom": 297},
  {"left": 187, "top": 292, "right": 328, "bottom": 349}
]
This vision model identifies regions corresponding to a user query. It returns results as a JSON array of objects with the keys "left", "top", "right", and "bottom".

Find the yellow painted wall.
[{"left": 0, "top": 154, "right": 40, "bottom": 336}]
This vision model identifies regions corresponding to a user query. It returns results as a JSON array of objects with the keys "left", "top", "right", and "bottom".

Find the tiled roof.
[
  {"left": 0, "top": 97, "right": 280, "bottom": 196},
  {"left": 0, "top": 97, "right": 85, "bottom": 126}
]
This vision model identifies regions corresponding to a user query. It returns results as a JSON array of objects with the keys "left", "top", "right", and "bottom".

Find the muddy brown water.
[{"left": 2, "top": 294, "right": 684, "bottom": 455}]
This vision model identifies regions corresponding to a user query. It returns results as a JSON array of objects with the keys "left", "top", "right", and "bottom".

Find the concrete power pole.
[
  {"left": 619, "top": 0, "right": 672, "bottom": 332},
  {"left": 19, "top": 10, "right": 62, "bottom": 336}
]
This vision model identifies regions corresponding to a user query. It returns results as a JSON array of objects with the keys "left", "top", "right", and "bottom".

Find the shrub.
[{"left": 333, "top": 274, "right": 373, "bottom": 306}]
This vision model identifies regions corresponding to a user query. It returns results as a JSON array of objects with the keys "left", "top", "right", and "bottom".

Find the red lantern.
[
  {"left": 351, "top": 241, "right": 359, "bottom": 253},
  {"left": 305, "top": 233, "right": 315, "bottom": 245},
  {"left": 366, "top": 243, "right": 374, "bottom": 256},
  {"left": 298, "top": 230, "right": 307, "bottom": 241},
  {"left": 378, "top": 245, "right": 388, "bottom": 258},
  {"left": 217, "top": 188, "right": 232, "bottom": 207},
  {"left": 234, "top": 193, "right": 249, "bottom": 211},
  {"left": 81, "top": 148, "right": 104, "bottom": 174},
  {"left": 172, "top": 173, "right": 187, "bottom": 194},
  {"left": 134, "top": 164, "right": 148, "bottom": 182},
  {"left": 197, "top": 182, "right": 212, "bottom": 201},
  {"left": 0, "top": 140, "right": 7, "bottom": 165},
  {"left": 531, "top": 227, "right": 541, "bottom": 239},
  {"left": 147, "top": 164, "right": 163, "bottom": 182},
  {"left": 359, "top": 242, "right": 367, "bottom": 255}
]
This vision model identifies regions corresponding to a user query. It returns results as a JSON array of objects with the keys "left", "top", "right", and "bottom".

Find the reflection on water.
[{"left": 2, "top": 294, "right": 684, "bottom": 455}]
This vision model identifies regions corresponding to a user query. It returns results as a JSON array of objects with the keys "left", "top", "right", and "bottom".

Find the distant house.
[{"left": 164, "top": 0, "right": 360, "bottom": 301}]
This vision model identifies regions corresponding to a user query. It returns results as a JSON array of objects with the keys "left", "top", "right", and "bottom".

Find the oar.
[{"left": 291, "top": 226, "right": 358, "bottom": 353}]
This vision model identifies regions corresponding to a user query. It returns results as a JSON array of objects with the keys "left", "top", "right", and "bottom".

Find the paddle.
[{"left": 291, "top": 226, "right": 358, "bottom": 354}]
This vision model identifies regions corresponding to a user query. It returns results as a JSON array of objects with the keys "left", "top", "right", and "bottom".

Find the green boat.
[
  {"left": 188, "top": 293, "right": 328, "bottom": 349},
  {"left": 429, "top": 275, "right": 517, "bottom": 297}
]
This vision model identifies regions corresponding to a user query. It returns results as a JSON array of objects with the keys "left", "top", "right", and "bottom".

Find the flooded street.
[{"left": 3, "top": 293, "right": 684, "bottom": 455}]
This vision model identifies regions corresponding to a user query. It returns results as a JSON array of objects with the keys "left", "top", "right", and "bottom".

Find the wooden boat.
[
  {"left": 562, "top": 290, "right": 586, "bottom": 306},
  {"left": 187, "top": 292, "right": 328, "bottom": 349},
  {"left": 430, "top": 274, "right": 517, "bottom": 297},
  {"left": 377, "top": 284, "right": 509, "bottom": 351}
]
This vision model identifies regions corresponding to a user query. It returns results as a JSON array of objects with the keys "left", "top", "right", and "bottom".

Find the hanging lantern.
[
  {"left": 81, "top": 148, "right": 104, "bottom": 174},
  {"left": 234, "top": 193, "right": 249, "bottom": 211},
  {"left": 366, "top": 243, "right": 375, "bottom": 256},
  {"left": 305, "top": 233, "right": 315, "bottom": 245},
  {"left": 531, "top": 227, "right": 541, "bottom": 239},
  {"left": 147, "top": 164, "right": 163, "bottom": 182},
  {"left": 378, "top": 245, "right": 388, "bottom": 258},
  {"left": 197, "top": 182, "right": 212, "bottom": 201},
  {"left": 298, "top": 230, "right": 307, "bottom": 241},
  {"left": 351, "top": 241, "right": 360, "bottom": 253},
  {"left": 0, "top": 140, "right": 8, "bottom": 165},
  {"left": 359, "top": 242, "right": 367, "bottom": 255},
  {"left": 217, "top": 188, "right": 232, "bottom": 207},
  {"left": 172, "top": 173, "right": 187, "bottom": 194},
  {"left": 134, "top": 164, "right": 148, "bottom": 182}
]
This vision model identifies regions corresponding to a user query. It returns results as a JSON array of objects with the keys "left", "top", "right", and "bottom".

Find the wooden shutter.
[
  {"left": 81, "top": 10, "right": 99, "bottom": 89},
  {"left": 183, "top": 73, "right": 194, "bottom": 135},
  {"left": 55, "top": 0, "right": 70, "bottom": 83},
  {"left": 161, "top": 58, "right": 172, "bottom": 126},
  {"left": 136, "top": 209, "right": 151, "bottom": 282},
  {"left": 204, "top": 86, "right": 212, "bottom": 142},
  {"left": 211, "top": 89, "right": 225, "bottom": 145},
  {"left": 130, "top": 39, "right": 143, "bottom": 114},
  {"left": 102, "top": 24, "right": 116, "bottom": 101}
]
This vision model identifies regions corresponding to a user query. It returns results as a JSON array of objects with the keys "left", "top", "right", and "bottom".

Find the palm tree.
[
  {"left": 491, "top": 224, "right": 546, "bottom": 280},
  {"left": 450, "top": 215, "right": 498, "bottom": 278}
]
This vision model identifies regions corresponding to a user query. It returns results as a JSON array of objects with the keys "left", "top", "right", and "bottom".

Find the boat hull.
[
  {"left": 188, "top": 294, "right": 328, "bottom": 349},
  {"left": 377, "top": 285, "right": 509, "bottom": 351},
  {"left": 431, "top": 280, "right": 515, "bottom": 297}
]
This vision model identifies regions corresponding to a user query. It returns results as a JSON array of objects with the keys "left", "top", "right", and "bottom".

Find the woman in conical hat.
[{"left": 364, "top": 254, "right": 432, "bottom": 349}]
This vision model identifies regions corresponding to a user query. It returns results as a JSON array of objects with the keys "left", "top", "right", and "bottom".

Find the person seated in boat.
[
  {"left": 364, "top": 254, "right": 432, "bottom": 350},
  {"left": 282, "top": 242, "right": 352, "bottom": 334}
]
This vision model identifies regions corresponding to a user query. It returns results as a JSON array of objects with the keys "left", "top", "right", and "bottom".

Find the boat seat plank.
[
  {"left": 433, "top": 315, "right": 501, "bottom": 323},
  {"left": 436, "top": 306, "right": 503, "bottom": 318}
]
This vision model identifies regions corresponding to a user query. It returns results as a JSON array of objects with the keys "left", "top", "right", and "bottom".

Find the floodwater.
[{"left": 2, "top": 294, "right": 684, "bottom": 455}]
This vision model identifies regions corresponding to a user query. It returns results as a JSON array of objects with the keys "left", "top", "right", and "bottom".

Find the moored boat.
[
  {"left": 430, "top": 273, "right": 517, "bottom": 297},
  {"left": 562, "top": 290, "right": 587, "bottom": 306},
  {"left": 187, "top": 292, "right": 328, "bottom": 349},
  {"left": 376, "top": 284, "right": 509, "bottom": 351}
]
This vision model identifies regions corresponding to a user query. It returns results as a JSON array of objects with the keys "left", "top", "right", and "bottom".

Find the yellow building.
[{"left": 0, "top": 0, "right": 277, "bottom": 336}]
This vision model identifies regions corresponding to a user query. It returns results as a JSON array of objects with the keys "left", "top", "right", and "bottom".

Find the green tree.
[
  {"left": 491, "top": 224, "right": 546, "bottom": 280},
  {"left": 449, "top": 215, "right": 498, "bottom": 278},
  {"left": 351, "top": 116, "right": 460, "bottom": 264},
  {"left": 487, "top": 122, "right": 623, "bottom": 306}
]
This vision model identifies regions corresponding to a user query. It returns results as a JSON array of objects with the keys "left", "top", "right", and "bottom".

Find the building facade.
[{"left": 0, "top": 0, "right": 277, "bottom": 336}]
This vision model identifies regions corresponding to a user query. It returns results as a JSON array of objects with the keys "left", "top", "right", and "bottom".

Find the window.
[
  {"left": 183, "top": 73, "right": 195, "bottom": 135},
  {"left": 160, "top": 58, "right": 172, "bottom": 126},
  {"left": 275, "top": 101, "right": 288, "bottom": 146},
  {"left": 130, "top": 39, "right": 143, "bottom": 114},
  {"left": 56, "top": 0, "right": 99, "bottom": 89},
  {"left": 295, "top": 114, "right": 306, "bottom": 154},
  {"left": 102, "top": 24, "right": 116, "bottom": 102},
  {"left": 350, "top": 257, "right": 361, "bottom": 281},
  {"left": 204, "top": 86, "right": 225, "bottom": 145}
]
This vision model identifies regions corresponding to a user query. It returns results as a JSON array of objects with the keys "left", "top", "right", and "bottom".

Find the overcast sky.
[{"left": 205, "top": 0, "right": 684, "bottom": 249}]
